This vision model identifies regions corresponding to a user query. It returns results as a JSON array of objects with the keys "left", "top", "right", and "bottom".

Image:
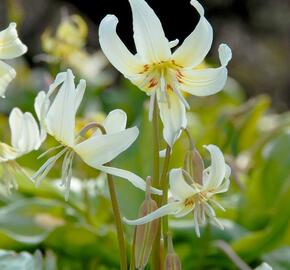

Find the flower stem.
[
  {"left": 82, "top": 123, "right": 128, "bottom": 269},
  {"left": 161, "top": 145, "right": 171, "bottom": 250},
  {"left": 152, "top": 99, "right": 161, "bottom": 270},
  {"left": 106, "top": 167, "right": 128, "bottom": 270}
]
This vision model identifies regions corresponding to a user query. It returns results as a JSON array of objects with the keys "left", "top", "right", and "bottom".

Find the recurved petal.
[
  {"left": 203, "top": 145, "right": 226, "bottom": 190},
  {"left": 157, "top": 90, "right": 187, "bottom": 147},
  {"left": 99, "top": 15, "right": 144, "bottom": 77},
  {"left": 0, "top": 60, "right": 16, "bottom": 97},
  {"left": 129, "top": 0, "right": 171, "bottom": 63},
  {"left": 74, "top": 126, "right": 139, "bottom": 166},
  {"left": 46, "top": 70, "right": 76, "bottom": 146},
  {"left": 169, "top": 168, "right": 198, "bottom": 201},
  {"left": 94, "top": 164, "right": 162, "bottom": 195},
  {"left": 179, "top": 66, "right": 227, "bottom": 97},
  {"left": 34, "top": 91, "right": 49, "bottom": 141},
  {"left": 103, "top": 109, "right": 127, "bottom": 134},
  {"left": 123, "top": 202, "right": 183, "bottom": 225},
  {"left": 74, "top": 79, "right": 86, "bottom": 112},
  {"left": 0, "top": 23, "right": 27, "bottom": 59},
  {"left": 179, "top": 44, "right": 232, "bottom": 97},
  {"left": 172, "top": 0, "right": 213, "bottom": 68}
]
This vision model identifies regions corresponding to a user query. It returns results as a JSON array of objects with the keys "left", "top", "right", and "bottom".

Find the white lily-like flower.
[
  {"left": 0, "top": 107, "right": 44, "bottom": 193},
  {"left": 124, "top": 144, "right": 230, "bottom": 237},
  {"left": 32, "top": 69, "right": 162, "bottom": 200},
  {"left": 99, "top": 0, "right": 232, "bottom": 146},
  {"left": 0, "top": 23, "right": 27, "bottom": 97}
]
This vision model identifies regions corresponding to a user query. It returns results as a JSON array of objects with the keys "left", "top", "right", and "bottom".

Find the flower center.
[{"left": 139, "top": 60, "right": 180, "bottom": 92}]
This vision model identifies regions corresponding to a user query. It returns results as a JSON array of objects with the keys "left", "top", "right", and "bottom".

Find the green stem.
[
  {"left": 152, "top": 98, "right": 161, "bottom": 270},
  {"left": 161, "top": 145, "right": 171, "bottom": 250},
  {"left": 106, "top": 168, "right": 128, "bottom": 270},
  {"left": 82, "top": 123, "right": 128, "bottom": 269}
]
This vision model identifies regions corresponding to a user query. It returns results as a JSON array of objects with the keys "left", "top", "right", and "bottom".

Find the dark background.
[{"left": 1, "top": 0, "right": 290, "bottom": 110}]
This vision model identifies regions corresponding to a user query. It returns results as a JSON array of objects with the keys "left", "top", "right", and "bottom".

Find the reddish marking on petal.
[
  {"left": 148, "top": 79, "right": 158, "bottom": 88},
  {"left": 139, "top": 64, "right": 149, "bottom": 74}
]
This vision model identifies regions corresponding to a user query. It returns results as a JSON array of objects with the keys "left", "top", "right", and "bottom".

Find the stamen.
[
  {"left": 32, "top": 148, "right": 68, "bottom": 187},
  {"left": 172, "top": 88, "right": 190, "bottom": 109},
  {"left": 193, "top": 207, "right": 200, "bottom": 237},
  {"left": 61, "top": 150, "right": 73, "bottom": 186},
  {"left": 148, "top": 91, "right": 156, "bottom": 122},
  {"left": 37, "top": 145, "right": 64, "bottom": 159},
  {"left": 64, "top": 151, "right": 74, "bottom": 201}
]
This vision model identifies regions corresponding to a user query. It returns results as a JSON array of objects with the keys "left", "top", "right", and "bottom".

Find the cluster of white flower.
[{"left": 0, "top": 0, "right": 232, "bottom": 237}]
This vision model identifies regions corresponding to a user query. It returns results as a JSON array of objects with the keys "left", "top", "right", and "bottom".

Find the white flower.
[
  {"left": 123, "top": 144, "right": 230, "bottom": 237},
  {"left": 0, "top": 107, "right": 44, "bottom": 194},
  {"left": 33, "top": 69, "right": 162, "bottom": 200},
  {"left": 0, "top": 107, "right": 44, "bottom": 162},
  {"left": 99, "top": 0, "right": 232, "bottom": 147},
  {"left": 0, "top": 23, "right": 27, "bottom": 97}
]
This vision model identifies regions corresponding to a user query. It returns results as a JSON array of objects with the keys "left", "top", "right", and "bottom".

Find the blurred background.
[{"left": 0, "top": 0, "right": 289, "bottom": 269}]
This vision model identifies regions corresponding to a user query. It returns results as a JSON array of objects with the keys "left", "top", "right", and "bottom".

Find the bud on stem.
[
  {"left": 165, "top": 234, "right": 181, "bottom": 270},
  {"left": 183, "top": 129, "right": 204, "bottom": 185},
  {"left": 134, "top": 177, "right": 159, "bottom": 270}
]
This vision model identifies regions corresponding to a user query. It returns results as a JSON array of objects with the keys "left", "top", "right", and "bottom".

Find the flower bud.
[
  {"left": 165, "top": 234, "right": 181, "bottom": 270},
  {"left": 183, "top": 148, "right": 204, "bottom": 185},
  {"left": 134, "top": 177, "right": 159, "bottom": 270}
]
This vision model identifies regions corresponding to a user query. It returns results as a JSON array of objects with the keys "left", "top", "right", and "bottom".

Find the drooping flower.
[
  {"left": 0, "top": 107, "right": 44, "bottom": 194},
  {"left": 32, "top": 69, "right": 162, "bottom": 200},
  {"left": 123, "top": 144, "right": 230, "bottom": 237},
  {"left": 99, "top": 0, "right": 232, "bottom": 147},
  {"left": 0, "top": 23, "right": 27, "bottom": 97}
]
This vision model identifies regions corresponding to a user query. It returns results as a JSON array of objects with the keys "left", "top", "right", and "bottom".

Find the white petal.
[
  {"left": 22, "top": 112, "right": 43, "bottom": 151},
  {"left": 157, "top": 90, "right": 187, "bottom": 147},
  {"left": 255, "top": 263, "right": 272, "bottom": 270},
  {"left": 179, "top": 66, "right": 228, "bottom": 97},
  {"left": 0, "top": 60, "right": 16, "bottom": 97},
  {"left": 169, "top": 168, "right": 198, "bottom": 200},
  {"left": 94, "top": 164, "right": 162, "bottom": 195},
  {"left": 103, "top": 109, "right": 127, "bottom": 134},
  {"left": 203, "top": 145, "right": 226, "bottom": 190},
  {"left": 45, "top": 70, "right": 78, "bottom": 146},
  {"left": 74, "top": 126, "right": 139, "bottom": 166},
  {"left": 99, "top": 15, "right": 143, "bottom": 77},
  {"left": 129, "top": 0, "right": 171, "bottom": 63},
  {"left": 34, "top": 91, "right": 48, "bottom": 142},
  {"left": 74, "top": 79, "right": 86, "bottom": 112},
  {"left": 0, "top": 22, "right": 27, "bottom": 59},
  {"left": 172, "top": 0, "right": 213, "bottom": 68},
  {"left": 123, "top": 202, "right": 183, "bottom": 225},
  {"left": 174, "top": 204, "right": 195, "bottom": 218},
  {"left": 9, "top": 108, "right": 43, "bottom": 154},
  {"left": 218, "top": 43, "right": 232, "bottom": 66},
  {"left": 0, "top": 143, "right": 19, "bottom": 162},
  {"left": 179, "top": 44, "right": 232, "bottom": 97},
  {"left": 9, "top": 107, "right": 23, "bottom": 150}
]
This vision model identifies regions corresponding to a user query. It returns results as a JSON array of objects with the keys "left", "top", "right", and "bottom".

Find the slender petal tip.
[
  {"left": 218, "top": 43, "right": 232, "bottom": 66},
  {"left": 190, "top": 0, "right": 205, "bottom": 16}
]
